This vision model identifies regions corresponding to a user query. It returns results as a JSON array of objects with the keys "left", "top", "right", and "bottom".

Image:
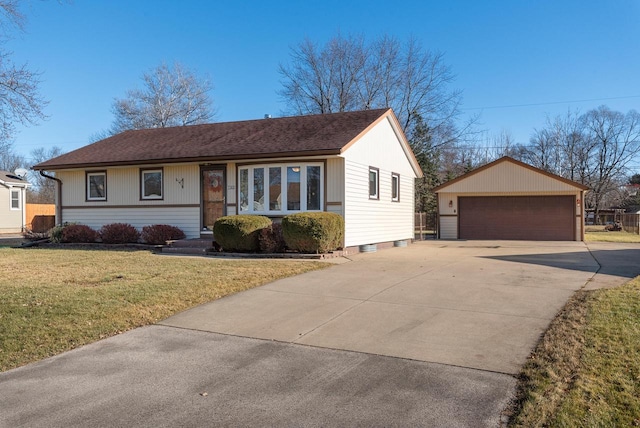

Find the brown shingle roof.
[{"left": 34, "top": 109, "right": 391, "bottom": 170}]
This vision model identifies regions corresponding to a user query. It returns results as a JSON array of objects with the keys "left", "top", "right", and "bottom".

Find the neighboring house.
[
  {"left": 0, "top": 171, "right": 30, "bottom": 234},
  {"left": 433, "top": 157, "right": 589, "bottom": 241},
  {"left": 33, "top": 109, "right": 423, "bottom": 249}
]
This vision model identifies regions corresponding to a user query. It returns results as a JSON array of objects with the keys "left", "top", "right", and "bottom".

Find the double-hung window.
[
  {"left": 238, "top": 163, "right": 323, "bottom": 214},
  {"left": 10, "top": 189, "right": 20, "bottom": 210},
  {"left": 369, "top": 167, "right": 379, "bottom": 200},
  {"left": 141, "top": 168, "right": 163, "bottom": 200},
  {"left": 391, "top": 173, "right": 400, "bottom": 202},
  {"left": 86, "top": 171, "right": 107, "bottom": 201}
]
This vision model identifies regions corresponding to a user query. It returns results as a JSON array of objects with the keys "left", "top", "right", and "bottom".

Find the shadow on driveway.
[{"left": 481, "top": 245, "right": 640, "bottom": 286}]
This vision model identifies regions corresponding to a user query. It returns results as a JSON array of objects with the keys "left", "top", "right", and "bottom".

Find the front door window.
[{"left": 202, "top": 168, "right": 225, "bottom": 231}]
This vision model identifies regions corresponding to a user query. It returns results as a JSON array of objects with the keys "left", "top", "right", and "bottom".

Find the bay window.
[{"left": 238, "top": 163, "right": 324, "bottom": 214}]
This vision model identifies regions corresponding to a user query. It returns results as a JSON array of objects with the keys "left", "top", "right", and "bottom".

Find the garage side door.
[{"left": 458, "top": 196, "right": 575, "bottom": 240}]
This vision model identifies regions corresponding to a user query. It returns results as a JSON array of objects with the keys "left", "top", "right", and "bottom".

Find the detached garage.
[{"left": 433, "top": 157, "right": 589, "bottom": 241}]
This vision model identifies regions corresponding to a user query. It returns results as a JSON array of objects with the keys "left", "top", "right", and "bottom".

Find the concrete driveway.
[
  {"left": 2, "top": 240, "right": 635, "bottom": 427},
  {"left": 161, "top": 240, "right": 598, "bottom": 374}
]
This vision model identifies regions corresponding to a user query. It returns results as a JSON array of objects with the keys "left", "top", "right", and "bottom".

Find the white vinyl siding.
[
  {"left": 343, "top": 161, "right": 414, "bottom": 247},
  {"left": 62, "top": 207, "right": 201, "bottom": 238},
  {"left": 439, "top": 216, "right": 458, "bottom": 240},
  {"left": 59, "top": 164, "right": 200, "bottom": 206},
  {"left": 0, "top": 187, "right": 25, "bottom": 233},
  {"left": 341, "top": 116, "right": 418, "bottom": 247}
]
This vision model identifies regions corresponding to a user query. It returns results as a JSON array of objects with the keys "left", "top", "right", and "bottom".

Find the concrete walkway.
[{"left": 1, "top": 240, "right": 638, "bottom": 427}]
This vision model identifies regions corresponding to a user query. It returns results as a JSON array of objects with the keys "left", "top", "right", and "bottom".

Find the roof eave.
[{"left": 31, "top": 149, "right": 343, "bottom": 171}]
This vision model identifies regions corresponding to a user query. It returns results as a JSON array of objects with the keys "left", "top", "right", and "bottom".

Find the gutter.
[{"left": 39, "top": 171, "right": 63, "bottom": 225}]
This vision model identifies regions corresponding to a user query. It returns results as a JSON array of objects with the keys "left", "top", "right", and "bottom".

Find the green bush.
[
  {"left": 49, "top": 222, "right": 78, "bottom": 243},
  {"left": 213, "top": 215, "right": 272, "bottom": 252},
  {"left": 282, "top": 212, "right": 344, "bottom": 253}
]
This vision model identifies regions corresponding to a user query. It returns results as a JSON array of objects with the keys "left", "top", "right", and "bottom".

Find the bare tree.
[
  {"left": 582, "top": 106, "right": 640, "bottom": 217},
  {"left": 526, "top": 106, "right": 640, "bottom": 219},
  {"left": 0, "top": 138, "right": 23, "bottom": 171},
  {"left": 0, "top": 1, "right": 48, "bottom": 149},
  {"left": 27, "top": 145, "right": 63, "bottom": 203},
  {"left": 111, "top": 62, "right": 216, "bottom": 133},
  {"left": 279, "top": 33, "right": 475, "bottom": 148}
]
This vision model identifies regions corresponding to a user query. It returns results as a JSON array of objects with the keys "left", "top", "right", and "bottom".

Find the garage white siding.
[
  {"left": 440, "top": 160, "right": 582, "bottom": 193},
  {"left": 439, "top": 216, "right": 458, "bottom": 240}
]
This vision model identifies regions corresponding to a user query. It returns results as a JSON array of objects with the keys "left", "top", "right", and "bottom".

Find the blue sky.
[{"left": 8, "top": 1, "right": 640, "bottom": 172}]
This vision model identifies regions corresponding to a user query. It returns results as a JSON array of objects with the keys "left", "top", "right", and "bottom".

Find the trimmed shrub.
[
  {"left": 99, "top": 223, "right": 140, "bottom": 244},
  {"left": 141, "top": 224, "right": 186, "bottom": 245},
  {"left": 282, "top": 212, "right": 344, "bottom": 253},
  {"left": 61, "top": 224, "right": 99, "bottom": 243},
  {"left": 213, "top": 215, "right": 272, "bottom": 252},
  {"left": 259, "top": 222, "right": 286, "bottom": 253}
]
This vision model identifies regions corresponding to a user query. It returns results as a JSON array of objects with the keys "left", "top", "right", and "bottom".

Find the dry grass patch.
[
  {"left": 507, "top": 277, "right": 640, "bottom": 426},
  {"left": 585, "top": 230, "right": 640, "bottom": 243},
  {"left": 0, "top": 248, "right": 326, "bottom": 372}
]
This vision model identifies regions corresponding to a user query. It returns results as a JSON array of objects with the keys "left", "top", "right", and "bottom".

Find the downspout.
[{"left": 39, "top": 171, "right": 63, "bottom": 225}]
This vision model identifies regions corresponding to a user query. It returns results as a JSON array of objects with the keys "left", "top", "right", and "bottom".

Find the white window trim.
[
  {"left": 141, "top": 168, "right": 163, "bottom": 200},
  {"left": 238, "top": 162, "right": 324, "bottom": 215},
  {"left": 86, "top": 171, "right": 107, "bottom": 201},
  {"left": 369, "top": 167, "right": 379, "bottom": 200},
  {"left": 10, "top": 189, "right": 20, "bottom": 210},
  {"left": 391, "top": 172, "right": 400, "bottom": 202}
]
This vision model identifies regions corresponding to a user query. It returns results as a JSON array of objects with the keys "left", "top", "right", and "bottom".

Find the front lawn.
[
  {"left": 0, "top": 248, "right": 325, "bottom": 372},
  {"left": 507, "top": 276, "right": 640, "bottom": 426},
  {"left": 585, "top": 230, "right": 640, "bottom": 243}
]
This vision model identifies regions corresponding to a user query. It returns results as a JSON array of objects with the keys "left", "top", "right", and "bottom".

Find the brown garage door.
[{"left": 458, "top": 196, "right": 575, "bottom": 240}]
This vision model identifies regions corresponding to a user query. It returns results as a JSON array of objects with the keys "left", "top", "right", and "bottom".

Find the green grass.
[
  {"left": 508, "top": 277, "right": 640, "bottom": 426},
  {"left": 0, "top": 248, "right": 326, "bottom": 372}
]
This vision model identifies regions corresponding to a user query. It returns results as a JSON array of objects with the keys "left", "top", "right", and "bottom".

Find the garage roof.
[{"left": 433, "top": 156, "right": 589, "bottom": 193}]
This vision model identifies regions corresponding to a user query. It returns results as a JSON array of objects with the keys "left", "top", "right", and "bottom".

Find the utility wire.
[{"left": 464, "top": 95, "right": 640, "bottom": 111}]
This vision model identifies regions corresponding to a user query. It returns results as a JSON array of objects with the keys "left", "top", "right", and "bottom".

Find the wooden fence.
[
  {"left": 415, "top": 212, "right": 437, "bottom": 240},
  {"left": 25, "top": 204, "right": 55, "bottom": 232},
  {"left": 621, "top": 213, "right": 640, "bottom": 235}
]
